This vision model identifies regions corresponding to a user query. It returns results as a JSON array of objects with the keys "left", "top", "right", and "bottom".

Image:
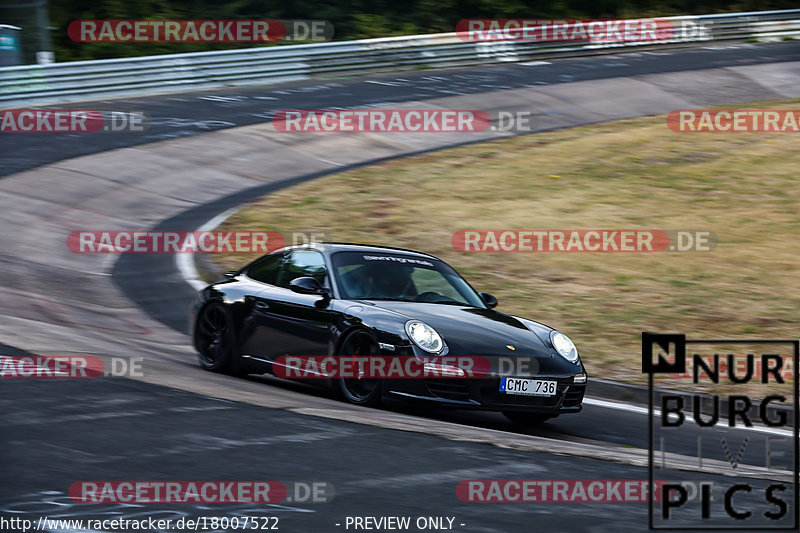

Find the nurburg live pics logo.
[{"left": 642, "top": 332, "right": 799, "bottom": 530}]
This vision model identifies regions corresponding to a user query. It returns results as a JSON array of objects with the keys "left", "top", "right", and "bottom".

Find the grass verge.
[{"left": 211, "top": 99, "right": 800, "bottom": 394}]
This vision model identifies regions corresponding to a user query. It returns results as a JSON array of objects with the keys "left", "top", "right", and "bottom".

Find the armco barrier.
[{"left": 1, "top": 9, "right": 799, "bottom": 108}]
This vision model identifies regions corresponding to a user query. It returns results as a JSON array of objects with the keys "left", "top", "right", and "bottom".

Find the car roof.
[{"left": 281, "top": 242, "right": 440, "bottom": 260}]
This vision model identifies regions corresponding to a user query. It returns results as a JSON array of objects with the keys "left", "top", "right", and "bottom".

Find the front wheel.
[
  {"left": 194, "top": 303, "right": 244, "bottom": 376},
  {"left": 337, "top": 329, "right": 382, "bottom": 406},
  {"left": 503, "top": 411, "right": 554, "bottom": 425}
]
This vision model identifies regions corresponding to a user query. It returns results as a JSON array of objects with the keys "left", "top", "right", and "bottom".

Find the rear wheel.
[
  {"left": 338, "top": 330, "right": 382, "bottom": 406},
  {"left": 502, "top": 411, "right": 554, "bottom": 425},
  {"left": 194, "top": 303, "right": 244, "bottom": 376}
]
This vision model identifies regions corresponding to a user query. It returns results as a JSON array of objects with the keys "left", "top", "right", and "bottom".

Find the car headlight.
[
  {"left": 550, "top": 331, "right": 579, "bottom": 363},
  {"left": 405, "top": 320, "right": 444, "bottom": 354}
]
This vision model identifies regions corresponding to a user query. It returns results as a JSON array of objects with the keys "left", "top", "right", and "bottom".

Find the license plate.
[{"left": 499, "top": 377, "right": 557, "bottom": 397}]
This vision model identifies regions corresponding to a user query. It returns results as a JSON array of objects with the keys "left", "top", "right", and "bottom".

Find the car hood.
[{"left": 361, "top": 301, "right": 554, "bottom": 358}]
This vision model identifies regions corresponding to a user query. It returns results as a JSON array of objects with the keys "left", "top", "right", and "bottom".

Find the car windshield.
[{"left": 331, "top": 251, "right": 485, "bottom": 307}]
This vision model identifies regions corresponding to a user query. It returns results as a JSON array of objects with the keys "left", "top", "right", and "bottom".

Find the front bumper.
[{"left": 384, "top": 376, "right": 586, "bottom": 414}]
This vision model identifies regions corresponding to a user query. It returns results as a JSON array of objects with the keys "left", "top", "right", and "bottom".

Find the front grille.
[
  {"left": 425, "top": 379, "right": 471, "bottom": 401},
  {"left": 563, "top": 384, "right": 586, "bottom": 407}
]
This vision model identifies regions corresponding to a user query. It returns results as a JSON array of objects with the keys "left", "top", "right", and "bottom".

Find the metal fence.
[{"left": 1, "top": 9, "right": 799, "bottom": 108}]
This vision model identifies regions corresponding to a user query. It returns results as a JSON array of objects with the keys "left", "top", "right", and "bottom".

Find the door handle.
[{"left": 254, "top": 301, "right": 270, "bottom": 310}]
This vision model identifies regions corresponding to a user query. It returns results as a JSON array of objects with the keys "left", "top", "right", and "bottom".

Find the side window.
[
  {"left": 277, "top": 250, "right": 328, "bottom": 288},
  {"left": 246, "top": 253, "right": 284, "bottom": 285}
]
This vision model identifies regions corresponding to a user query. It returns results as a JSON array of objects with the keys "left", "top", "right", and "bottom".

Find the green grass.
[{"left": 212, "top": 99, "right": 800, "bottom": 393}]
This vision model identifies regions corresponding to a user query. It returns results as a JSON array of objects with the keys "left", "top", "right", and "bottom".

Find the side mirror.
[
  {"left": 290, "top": 276, "right": 331, "bottom": 298},
  {"left": 223, "top": 270, "right": 237, "bottom": 279},
  {"left": 479, "top": 292, "right": 498, "bottom": 308}
]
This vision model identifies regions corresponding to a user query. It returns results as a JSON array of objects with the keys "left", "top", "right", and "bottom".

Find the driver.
[{"left": 362, "top": 262, "right": 414, "bottom": 299}]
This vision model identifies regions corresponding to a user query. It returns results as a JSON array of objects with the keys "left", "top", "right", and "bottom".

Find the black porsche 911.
[{"left": 190, "top": 243, "right": 586, "bottom": 424}]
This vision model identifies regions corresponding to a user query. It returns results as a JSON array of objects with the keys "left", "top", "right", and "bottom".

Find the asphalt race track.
[
  {"left": 3, "top": 42, "right": 800, "bottom": 178},
  {"left": 1, "top": 42, "right": 799, "bottom": 532},
  {"left": 0, "top": 378, "right": 791, "bottom": 532}
]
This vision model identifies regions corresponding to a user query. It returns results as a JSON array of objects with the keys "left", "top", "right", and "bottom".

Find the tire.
[
  {"left": 502, "top": 411, "right": 554, "bottom": 425},
  {"left": 194, "top": 303, "right": 245, "bottom": 376},
  {"left": 337, "top": 329, "right": 382, "bottom": 406}
]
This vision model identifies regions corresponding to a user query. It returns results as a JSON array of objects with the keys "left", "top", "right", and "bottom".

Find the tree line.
[{"left": 1, "top": 0, "right": 796, "bottom": 63}]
